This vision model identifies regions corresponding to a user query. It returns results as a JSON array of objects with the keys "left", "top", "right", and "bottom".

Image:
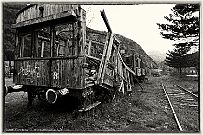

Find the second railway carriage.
[
  {"left": 124, "top": 54, "right": 146, "bottom": 82},
  {"left": 5, "top": 4, "right": 147, "bottom": 111}
]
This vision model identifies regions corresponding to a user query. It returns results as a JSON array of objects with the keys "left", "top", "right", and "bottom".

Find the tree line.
[{"left": 157, "top": 4, "right": 199, "bottom": 75}]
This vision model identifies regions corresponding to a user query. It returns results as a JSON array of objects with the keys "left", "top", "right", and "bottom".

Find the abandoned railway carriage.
[
  {"left": 123, "top": 54, "right": 146, "bottom": 82},
  {"left": 5, "top": 4, "right": 147, "bottom": 111}
]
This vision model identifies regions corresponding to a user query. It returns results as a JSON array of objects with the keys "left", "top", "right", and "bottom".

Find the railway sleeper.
[
  {"left": 188, "top": 104, "right": 198, "bottom": 107},
  {"left": 185, "top": 98, "right": 195, "bottom": 101},
  {"left": 168, "top": 92, "right": 186, "bottom": 95}
]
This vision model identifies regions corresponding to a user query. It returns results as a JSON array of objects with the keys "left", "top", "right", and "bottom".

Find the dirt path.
[{"left": 4, "top": 75, "right": 199, "bottom": 132}]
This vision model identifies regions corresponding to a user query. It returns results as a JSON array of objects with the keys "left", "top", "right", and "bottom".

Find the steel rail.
[
  {"left": 161, "top": 83, "right": 183, "bottom": 131},
  {"left": 176, "top": 85, "right": 198, "bottom": 100}
]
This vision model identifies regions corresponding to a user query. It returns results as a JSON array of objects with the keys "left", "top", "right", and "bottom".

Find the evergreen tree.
[
  {"left": 165, "top": 49, "right": 199, "bottom": 75},
  {"left": 158, "top": 4, "right": 199, "bottom": 75},
  {"left": 184, "top": 51, "right": 199, "bottom": 73},
  {"left": 165, "top": 49, "right": 185, "bottom": 75},
  {"left": 157, "top": 4, "right": 199, "bottom": 50}
]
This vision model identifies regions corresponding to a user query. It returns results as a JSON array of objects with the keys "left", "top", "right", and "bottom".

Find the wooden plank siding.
[
  {"left": 15, "top": 57, "right": 85, "bottom": 89},
  {"left": 15, "top": 60, "right": 50, "bottom": 86},
  {"left": 13, "top": 4, "right": 87, "bottom": 89},
  {"left": 51, "top": 57, "right": 85, "bottom": 89},
  {"left": 14, "top": 4, "right": 82, "bottom": 28},
  {"left": 16, "top": 4, "right": 78, "bottom": 23}
]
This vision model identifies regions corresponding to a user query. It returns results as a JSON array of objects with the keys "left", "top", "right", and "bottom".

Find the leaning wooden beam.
[
  {"left": 41, "top": 41, "right": 45, "bottom": 57},
  {"left": 118, "top": 80, "right": 124, "bottom": 94},
  {"left": 127, "top": 71, "right": 132, "bottom": 92},
  {"left": 118, "top": 52, "right": 144, "bottom": 91},
  {"left": 100, "top": 34, "right": 114, "bottom": 83},
  {"left": 87, "top": 40, "right": 92, "bottom": 55},
  {"left": 100, "top": 10, "right": 112, "bottom": 33},
  {"left": 118, "top": 53, "right": 136, "bottom": 76},
  {"left": 97, "top": 33, "right": 110, "bottom": 83}
]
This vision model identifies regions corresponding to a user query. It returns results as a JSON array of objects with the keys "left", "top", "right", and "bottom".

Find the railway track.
[{"left": 161, "top": 83, "right": 199, "bottom": 132}]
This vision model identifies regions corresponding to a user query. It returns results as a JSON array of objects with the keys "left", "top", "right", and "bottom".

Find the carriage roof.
[{"left": 13, "top": 4, "right": 84, "bottom": 28}]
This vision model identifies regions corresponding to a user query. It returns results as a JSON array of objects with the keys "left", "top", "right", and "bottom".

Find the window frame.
[
  {"left": 16, "top": 20, "right": 79, "bottom": 59},
  {"left": 18, "top": 32, "right": 33, "bottom": 58},
  {"left": 54, "top": 22, "right": 77, "bottom": 57}
]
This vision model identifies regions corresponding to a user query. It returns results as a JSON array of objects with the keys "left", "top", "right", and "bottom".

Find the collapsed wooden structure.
[{"left": 5, "top": 4, "right": 146, "bottom": 111}]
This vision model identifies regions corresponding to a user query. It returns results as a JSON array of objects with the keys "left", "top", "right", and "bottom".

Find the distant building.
[
  {"left": 182, "top": 67, "right": 198, "bottom": 75},
  {"left": 169, "top": 67, "right": 198, "bottom": 76}
]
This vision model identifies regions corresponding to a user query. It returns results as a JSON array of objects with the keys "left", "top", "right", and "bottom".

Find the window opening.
[
  {"left": 87, "top": 41, "right": 104, "bottom": 59},
  {"left": 19, "top": 33, "right": 32, "bottom": 57},
  {"left": 54, "top": 23, "right": 75, "bottom": 57},
  {"left": 36, "top": 27, "right": 51, "bottom": 57},
  {"left": 39, "top": 6, "right": 44, "bottom": 17}
]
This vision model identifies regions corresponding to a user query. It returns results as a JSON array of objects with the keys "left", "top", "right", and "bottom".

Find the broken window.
[
  {"left": 19, "top": 33, "right": 32, "bottom": 57},
  {"left": 36, "top": 27, "right": 51, "bottom": 57},
  {"left": 54, "top": 23, "right": 75, "bottom": 57}
]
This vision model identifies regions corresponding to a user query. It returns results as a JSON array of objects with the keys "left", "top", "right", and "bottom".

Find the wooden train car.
[
  {"left": 5, "top": 4, "right": 147, "bottom": 111},
  {"left": 123, "top": 54, "right": 146, "bottom": 82}
]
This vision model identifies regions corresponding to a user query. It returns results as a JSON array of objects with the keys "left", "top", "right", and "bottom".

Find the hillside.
[
  {"left": 115, "top": 33, "right": 157, "bottom": 68},
  {"left": 3, "top": 3, "right": 157, "bottom": 68}
]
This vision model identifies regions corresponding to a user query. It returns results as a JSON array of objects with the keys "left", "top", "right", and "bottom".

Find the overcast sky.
[{"left": 82, "top": 4, "right": 176, "bottom": 58}]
